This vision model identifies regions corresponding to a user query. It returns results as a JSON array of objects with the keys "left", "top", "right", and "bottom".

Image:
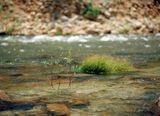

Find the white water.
[{"left": 0, "top": 35, "right": 158, "bottom": 43}]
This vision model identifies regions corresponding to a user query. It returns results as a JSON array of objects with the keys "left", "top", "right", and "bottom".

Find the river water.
[{"left": 0, "top": 35, "right": 160, "bottom": 116}]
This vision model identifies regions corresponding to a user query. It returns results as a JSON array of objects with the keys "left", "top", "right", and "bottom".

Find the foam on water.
[
  {"left": 144, "top": 45, "right": 151, "bottom": 48},
  {"left": 0, "top": 35, "right": 155, "bottom": 43},
  {"left": 98, "top": 45, "right": 102, "bottom": 48},
  {"left": 1, "top": 42, "right": 9, "bottom": 46},
  {"left": 100, "top": 35, "right": 129, "bottom": 41},
  {"left": 156, "top": 33, "right": 160, "bottom": 36},
  {"left": 78, "top": 44, "right": 82, "bottom": 47},
  {"left": 61, "top": 36, "right": 88, "bottom": 42},
  {"left": 142, "top": 37, "right": 148, "bottom": 41},
  {"left": 85, "top": 45, "right": 91, "bottom": 48},
  {"left": 0, "top": 35, "right": 89, "bottom": 43},
  {"left": 19, "top": 49, "right": 25, "bottom": 53}
]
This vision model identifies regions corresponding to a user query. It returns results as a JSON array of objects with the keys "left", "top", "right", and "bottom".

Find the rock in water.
[
  {"left": 0, "top": 90, "right": 11, "bottom": 101},
  {"left": 155, "top": 97, "right": 160, "bottom": 107},
  {"left": 0, "top": 90, "right": 11, "bottom": 111},
  {"left": 153, "top": 97, "right": 160, "bottom": 116},
  {"left": 47, "top": 103, "right": 70, "bottom": 116},
  {"left": 69, "top": 98, "right": 90, "bottom": 108}
]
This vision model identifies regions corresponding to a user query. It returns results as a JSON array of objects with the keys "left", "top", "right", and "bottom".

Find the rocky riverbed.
[
  {"left": 0, "top": 35, "right": 160, "bottom": 115},
  {"left": 0, "top": 0, "right": 160, "bottom": 35},
  {"left": 0, "top": 63, "right": 160, "bottom": 116}
]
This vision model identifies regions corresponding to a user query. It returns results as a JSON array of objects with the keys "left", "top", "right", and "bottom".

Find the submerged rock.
[
  {"left": 0, "top": 90, "right": 36, "bottom": 111},
  {"left": 47, "top": 103, "right": 70, "bottom": 116},
  {"left": 0, "top": 100, "right": 12, "bottom": 111},
  {"left": 0, "top": 90, "right": 11, "bottom": 101},
  {"left": 69, "top": 98, "right": 90, "bottom": 109},
  {"left": 152, "top": 97, "right": 160, "bottom": 116},
  {"left": 0, "top": 90, "right": 12, "bottom": 111},
  {"left": 155, "top": 97, "right": 160, "bottom": 107}
]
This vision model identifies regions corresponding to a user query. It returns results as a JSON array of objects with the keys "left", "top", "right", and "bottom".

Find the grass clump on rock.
[
  {"left": 79, "top": 55, "right": 134, "bottom": 75},
  {"left": 81, "top": 2, "right": 100, "bottom": 20}
]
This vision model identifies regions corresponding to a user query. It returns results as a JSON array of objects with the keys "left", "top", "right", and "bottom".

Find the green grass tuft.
[
  {"left": 81, "top": 2, "right": 100, "bottom": 20},
  {"left": 55, "top": 31, "right": 63, "bottom": 36},
  {"left": 6, "top": 26, "right": 15, "bottom": 34},
  {"left": 79, "top": 55, "right": 134, "bottom": 75}
]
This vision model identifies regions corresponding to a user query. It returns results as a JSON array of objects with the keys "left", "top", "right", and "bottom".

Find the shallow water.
[{"left": 0, "top": 35, "right": 160, "bottom": 116}]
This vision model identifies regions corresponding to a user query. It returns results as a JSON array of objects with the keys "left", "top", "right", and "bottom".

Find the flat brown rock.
[
  {"left": 69, "top": 98, "right": 90, "bottom": 106},
  {"left": 0, "top": 76, "right": 13, "bottom": 81},
  {"left": 47, "top": 103, "right": 70, "bottom": 116},
  {"left": 13, "top": 97, "right": 40, "bottom": 104}
]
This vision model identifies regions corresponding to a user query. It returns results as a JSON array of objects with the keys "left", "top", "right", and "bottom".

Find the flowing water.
[{"left": 0, "top": 35, "right": 160, "bottom": 116}]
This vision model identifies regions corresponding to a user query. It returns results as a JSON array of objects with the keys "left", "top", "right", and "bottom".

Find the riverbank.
[{"left": 0, "top": 0, "right": 160, "bottom": 35}]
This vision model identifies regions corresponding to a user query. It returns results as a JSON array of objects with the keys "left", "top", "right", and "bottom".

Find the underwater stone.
[{"left": 47, "top": 103, "right": 70, "bottom": 116}]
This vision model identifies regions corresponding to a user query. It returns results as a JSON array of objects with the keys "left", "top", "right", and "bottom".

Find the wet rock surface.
[
  {"left": 0, "top": 66, "right": 159, "bottom": 115},
  {"left": 0, "top": 35, "right": 160, "bottom": 115}
]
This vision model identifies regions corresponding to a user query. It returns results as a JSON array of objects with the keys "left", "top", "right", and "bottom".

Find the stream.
[{"left": 0, "top": 35, "right": 160, "bottom": 116}]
